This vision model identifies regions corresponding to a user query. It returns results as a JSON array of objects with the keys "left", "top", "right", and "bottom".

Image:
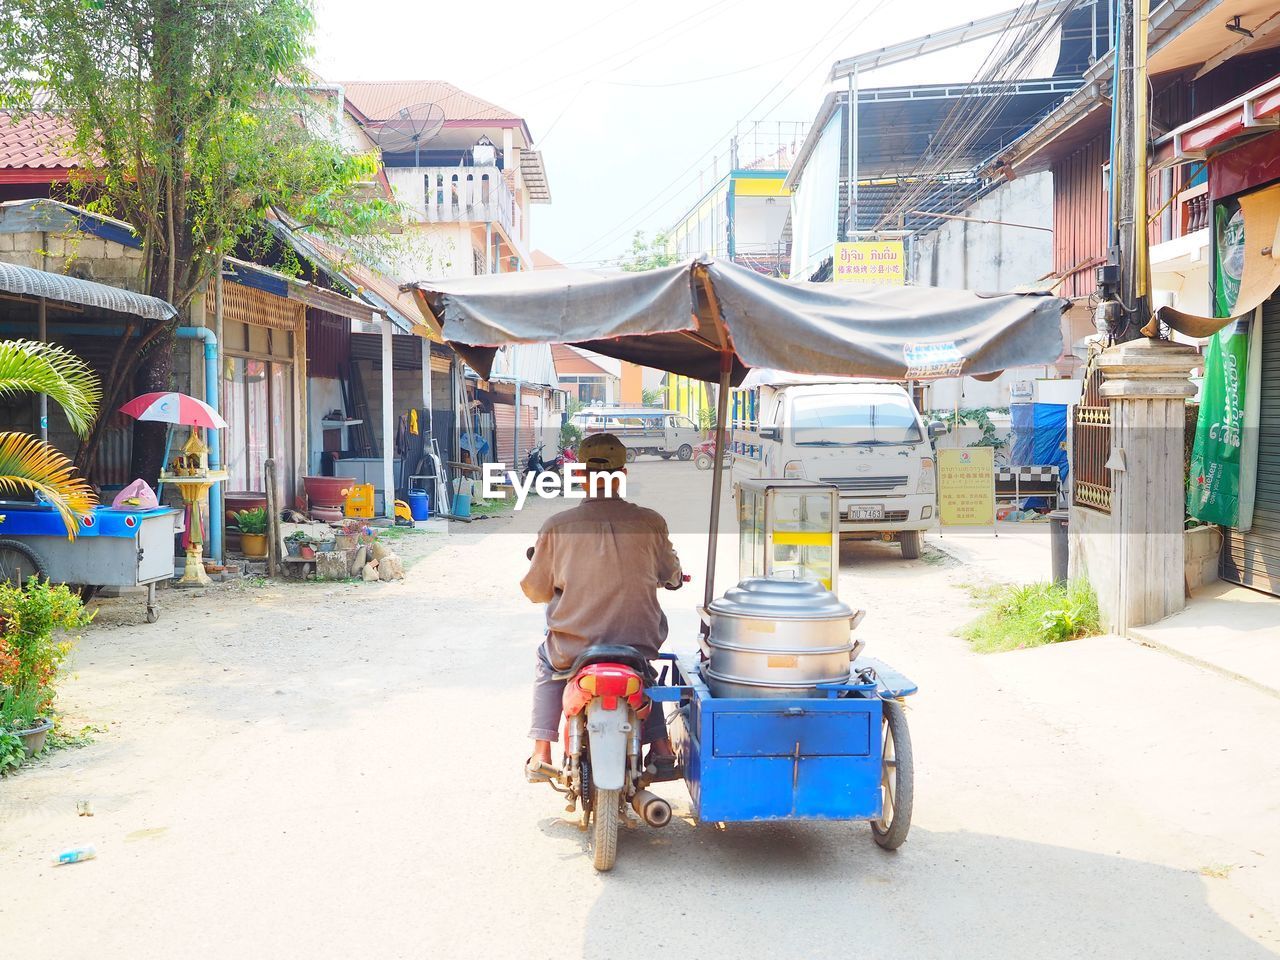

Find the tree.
[
  {"left": 0, "top": 0, "right": 395, "bottom": 480},
  {"left": 0, "top": 340, "right": 99, "bottom": 532},
  {"left": 619, "top": 230, "right": 678, "bottom": 273}
]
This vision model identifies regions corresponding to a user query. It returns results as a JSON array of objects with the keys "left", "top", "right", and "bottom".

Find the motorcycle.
[
  {"left": 522, "top": 443, "right": 578, "bottom": 479},
  {"left": 526, "top": 545, "right": 688, "bottom": 872},
  {"left": 693, "top": 437, "right": 729, "bottom": 471}
]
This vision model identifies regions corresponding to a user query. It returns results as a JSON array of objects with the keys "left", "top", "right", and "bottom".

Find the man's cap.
[{"left": 578, "top": 432, "right": 627, "bottom": 471}]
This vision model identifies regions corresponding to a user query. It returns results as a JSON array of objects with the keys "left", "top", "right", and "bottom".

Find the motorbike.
[
  {"left": 522, "top": 443, "right": 578, "bottom": 479},
  {"left": 526, "top": 545, "right": 688, "bottom": 872},
  {"left": 693, "top": 437, "right": 729, "bottom": 471}
]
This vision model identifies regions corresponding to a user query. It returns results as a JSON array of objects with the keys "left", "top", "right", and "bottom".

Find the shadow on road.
[{"left": 575, "top": 823, "right": 1269, "bottom": 959}]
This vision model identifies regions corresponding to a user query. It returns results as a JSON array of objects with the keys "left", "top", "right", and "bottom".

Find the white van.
[
  {"left": 570, "top": 407, "right": 702, "bottom": 462},
  {"left": 731, "top": 377, "right": 945, "bottom": 558}
]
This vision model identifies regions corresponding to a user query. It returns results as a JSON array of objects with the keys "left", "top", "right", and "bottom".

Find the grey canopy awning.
[
  {"left": 407, "top": 258, "right": 1066, "bottom": 384},
  {"left": 0, "top": 260, "right": 177, "bottom": 321}
]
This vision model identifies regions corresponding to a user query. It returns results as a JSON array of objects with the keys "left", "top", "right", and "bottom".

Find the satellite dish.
[{"left": 367, "top": 102, "right": 446, "bottom": 165}]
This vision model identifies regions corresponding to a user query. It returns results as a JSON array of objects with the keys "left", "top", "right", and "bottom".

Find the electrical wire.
[
  {"left": 601, "top": 48, "right": 815, "bottom": 89},
  {"left": 472, "top": 0, "right": 649, "bottom": 88},
  {"left": 871, "top": 0, "right": 1075, "bottom": 232},
  {"left": 569, "top": 0, "right": 888, "bottom": 264},
  {"left": 516, "top": 0, "right": 739, "bottom": 107}
]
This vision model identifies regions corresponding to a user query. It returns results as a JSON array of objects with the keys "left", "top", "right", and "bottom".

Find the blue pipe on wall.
[{"left": 175, "top": 326, "right": 223, "bottom": 564}]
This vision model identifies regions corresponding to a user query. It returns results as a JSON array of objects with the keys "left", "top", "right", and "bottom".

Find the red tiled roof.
[
  {"left": 342, "top": 81, "right": 521, "bottom": 124},
  {"left": 532, "top": 249, "right": 565, "bottom": 270},
  {"left": 0, "top": 112, "right": 85, "bottom": 169}
]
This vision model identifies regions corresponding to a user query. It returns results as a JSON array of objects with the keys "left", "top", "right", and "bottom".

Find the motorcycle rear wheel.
[{"left": 591, "top": 787, "right": 620, "bottom": 872}]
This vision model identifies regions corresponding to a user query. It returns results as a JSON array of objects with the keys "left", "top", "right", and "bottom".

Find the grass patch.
[
  {"left": 376, "top": 525, "right": 425, "bottom": 541},
  {"left": 469, "top": 497, "right": 510, "bottom": 516},
  {"left": 958, "top": 580, "right": 1100, "bottom": 653}
]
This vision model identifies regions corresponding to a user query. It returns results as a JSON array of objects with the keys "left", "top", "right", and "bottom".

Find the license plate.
[{"left": 847, "top": 504, "right": 884, "bottom": 521}]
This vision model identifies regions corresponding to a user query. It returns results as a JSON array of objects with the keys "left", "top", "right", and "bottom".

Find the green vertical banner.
[
  {"left": 1188, "top": 323, "right": 1248, "bottom": 525},
  {"left": 1214, "top": 200, "right": 1245, "bottom": 317}
]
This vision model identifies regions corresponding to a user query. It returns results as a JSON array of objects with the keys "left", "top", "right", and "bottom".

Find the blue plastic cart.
[
  {"left": 0, "top": 501, "right": 182, "bottom": 622},
  {"left": 650, "top": 651, "right": 917, "bottom": 847}
]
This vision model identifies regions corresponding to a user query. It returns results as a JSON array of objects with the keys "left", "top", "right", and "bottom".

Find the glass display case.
[{"left": 736, "top": 479, "right": 839, "bottom": 593}]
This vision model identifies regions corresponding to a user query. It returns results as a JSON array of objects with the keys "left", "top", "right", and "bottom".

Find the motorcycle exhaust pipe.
[{"left": 631, "top": 789, "right": 672, "bottom": 828}]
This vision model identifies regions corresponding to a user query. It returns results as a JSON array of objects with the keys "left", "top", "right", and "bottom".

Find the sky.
[{"left": 311, "top": 0, "right": 1034, "bottom": 267}]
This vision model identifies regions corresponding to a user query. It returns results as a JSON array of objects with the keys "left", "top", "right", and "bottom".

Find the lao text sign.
[
  {"left": 938, "top": 447, "right": 995, "bottom": 527},
  {"left": 833, "top": 241, "right": 904, "bottom": 285}
]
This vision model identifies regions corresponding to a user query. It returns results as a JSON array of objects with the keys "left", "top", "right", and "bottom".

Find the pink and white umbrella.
[{"left": 119, "top": 391, "right": 227, "bottom": 429}]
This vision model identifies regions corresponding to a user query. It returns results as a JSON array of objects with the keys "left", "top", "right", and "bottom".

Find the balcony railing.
[{"left": 410, "top": 165, "right": 521, "bottom": 239}]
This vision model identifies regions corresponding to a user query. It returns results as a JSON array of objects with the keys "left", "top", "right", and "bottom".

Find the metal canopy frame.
[{"left": 829, "top": 0, "right": 1076, "bottom": 79}]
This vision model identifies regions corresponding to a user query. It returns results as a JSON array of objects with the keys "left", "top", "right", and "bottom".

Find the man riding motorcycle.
[{"left": 520, "top": 432, "right": 683, "bottom": 782}]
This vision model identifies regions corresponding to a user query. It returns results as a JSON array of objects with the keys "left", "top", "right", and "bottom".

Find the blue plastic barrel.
[
  {"left": 407, "top": 490, "right": 430, "bottom": 520},
  {"left": 451, "top": 492, "right": 472, "bottom": 518}
]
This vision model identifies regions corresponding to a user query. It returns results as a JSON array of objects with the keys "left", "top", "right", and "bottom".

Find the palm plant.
[{"left": 0, "top": 340, "right": 99, "bottom": 534}]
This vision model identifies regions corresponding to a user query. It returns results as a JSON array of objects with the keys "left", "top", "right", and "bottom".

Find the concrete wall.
[
  {"left": 911, "top": 172, "right": 1053, "bottom": 291},
  {"left": 1069, "top": 504, "right": 1119, "bottom": 630},
  {"left": 910, "top": 172, "right": 1073, "bottom": 420},
  {"left": 0, "top": 230, "right": 146, "bottom": 290}
]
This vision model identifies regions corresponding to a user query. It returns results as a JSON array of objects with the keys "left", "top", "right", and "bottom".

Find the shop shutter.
[
  {"left": 494, "top": 402, "right": 516, "bottom": 466},
  {"left": 521, "top": 403, "right": 537, "bottom": 465},
  {"left": 493, "top": 400, "right": 538, "bottom": 468},
  {"left": 1221, "top": 296, "right": 1280, "bottom": 595}
]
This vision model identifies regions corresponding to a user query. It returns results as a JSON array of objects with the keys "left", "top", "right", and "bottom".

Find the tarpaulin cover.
[
  {"left": 409, "top": 258, "right": 1066, "bottom": 384},
  {"left": 1010, "top": 402, "right": 1069, "bottom": 480}
]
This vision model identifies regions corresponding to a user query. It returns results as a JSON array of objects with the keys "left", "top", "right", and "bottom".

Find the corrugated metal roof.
[
  {"left": 488, "top": 343, "right": 559, "bottom": 388},
  {"left": 0, "top": 112, "right": 86, "bottom": 170},
  {"left": 0, "top": 260, "right": 175, "bottom": 319},
  {"left": 266, "top": 219, "right": 432, "bottom": 336},
  {"left": 343, "top": 81, "right": 522, "bottom": 124}
]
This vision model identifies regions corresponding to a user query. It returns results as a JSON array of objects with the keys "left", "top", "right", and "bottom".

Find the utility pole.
[{"left": 1096, "top": 0, "right": 1152, "bottom": 342}]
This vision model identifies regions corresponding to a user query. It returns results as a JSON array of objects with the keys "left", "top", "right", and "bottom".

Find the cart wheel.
[
  {"left": 899, "top": 530, "right": 922, "bottom": 560},
  {"left": 0, "top": 538, "right": 47, "bottom": 585},
  {"left": 871, "top": 699, "right": 913, "bottom": 851},
  {"left": 625, "top": 448, "right": 637, "bottom": 463},
  {"left": 694, "top": 453, "right": 712, "bottom": 470},
  {"left": 591, "top": 787, "right": 620, "bottom": 872},
  {"left": 677, "top": 444, "right": 693, "bottom": 461},
  {"left": 145, "top": 606, "right": 159, "bottom": 624}
]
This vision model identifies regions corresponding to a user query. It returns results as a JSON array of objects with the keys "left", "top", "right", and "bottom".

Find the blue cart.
[
  {"left": 651, "top": 651, "right": 917, "bottom": 847},
  {"left": 0, "top": 501, "right": 182, "bottom": 622}
]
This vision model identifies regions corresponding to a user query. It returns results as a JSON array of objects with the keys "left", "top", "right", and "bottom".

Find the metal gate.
[
  {"left": 1221, "top": 297, "right": 1280, "bottom": 595},
  {"left": 1072, "top": 356, "right": 1112, "bottom": 513}
]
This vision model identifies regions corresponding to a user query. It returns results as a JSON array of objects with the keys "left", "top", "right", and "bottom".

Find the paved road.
[{"left": 2, "top": 461, "right": 1277, "bottom": 958}]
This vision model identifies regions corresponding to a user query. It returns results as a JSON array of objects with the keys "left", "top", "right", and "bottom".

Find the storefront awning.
[
  {"left": 0, "top": 260, "right": 176, "bottom": 320},
  {"left": 1153, "top": 183, "right": 1280, "bottom": 338}
]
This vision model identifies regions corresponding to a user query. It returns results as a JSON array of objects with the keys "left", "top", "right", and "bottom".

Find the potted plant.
[
  {"left": 333, "top": 518, "right": 369, "bottom": 552},
  {"left": 0, "top": 578, "right": 92, "bottom": 774},
  {"left": 284, "top": 530, "right": 315, "bottom": 558},
  {"left": 235, "top": 507, "right": 269, "bottom": 558}
]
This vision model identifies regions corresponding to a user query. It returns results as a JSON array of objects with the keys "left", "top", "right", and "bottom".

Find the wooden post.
[
  {"left": 264, "top": 457, "right": 280, "bottom": 577},
  {"left": 381, "top": 319, "right": 395, "bottom": 520}
]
